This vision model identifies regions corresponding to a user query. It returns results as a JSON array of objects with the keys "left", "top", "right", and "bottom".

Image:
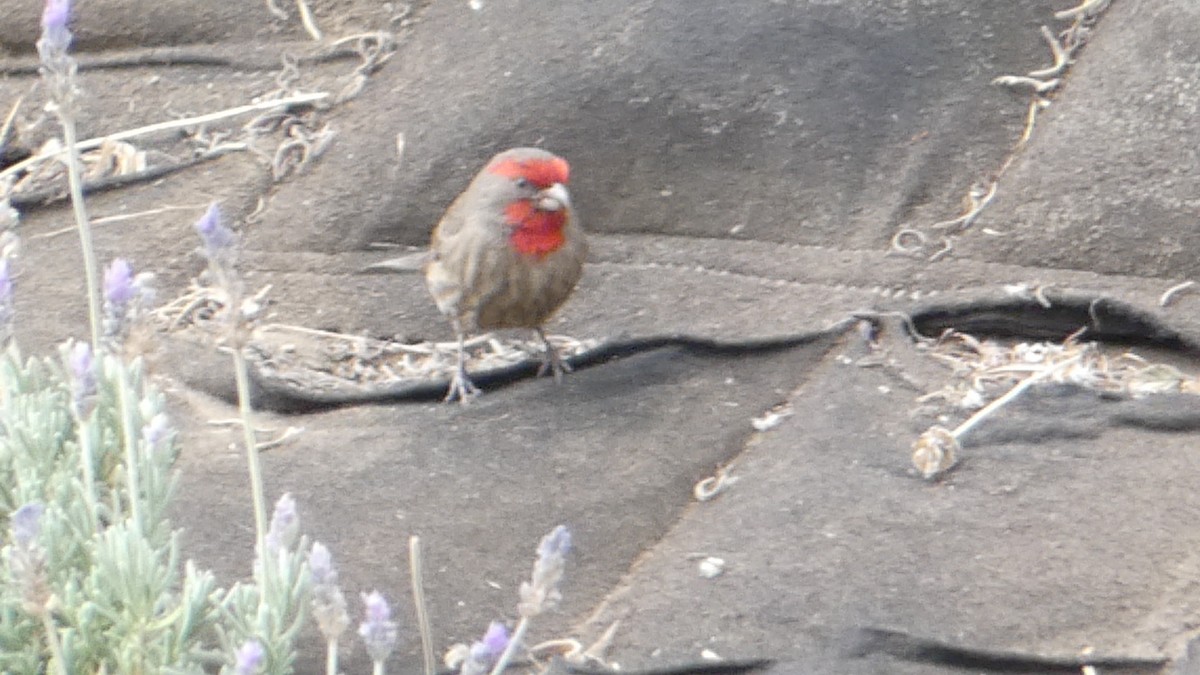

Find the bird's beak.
[{"left": 536, "top": 183, "right": 571, "bottom": 212}]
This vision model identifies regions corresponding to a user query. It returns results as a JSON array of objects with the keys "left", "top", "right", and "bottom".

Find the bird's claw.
[
  {"left": 536, "top": 346, "right": 572, "bottom": 384},
  {"left": 444, "top": 369, "right": 481, "bottom": 404},
  {"left": 534, "top": 329, "right": 573, "bottom": 384}
]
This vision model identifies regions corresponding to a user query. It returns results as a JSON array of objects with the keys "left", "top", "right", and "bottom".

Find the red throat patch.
[{"left": 506, "top": 200, "right": 567, "bottom": 257}]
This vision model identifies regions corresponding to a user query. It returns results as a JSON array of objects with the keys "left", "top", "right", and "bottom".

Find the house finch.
[{"left": 399, "top": 148, "right": 586, "bottom": 403}]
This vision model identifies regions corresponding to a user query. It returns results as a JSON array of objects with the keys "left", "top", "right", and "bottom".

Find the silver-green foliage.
[
  {"left": 0, "top": 344, "right": 208, "bottom": 673},
  {"left": 0, "top": 343, "right": 310, "bottom": 674}
]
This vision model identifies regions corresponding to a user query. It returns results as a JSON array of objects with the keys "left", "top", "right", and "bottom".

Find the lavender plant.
[
  {"left": 0, "top": 318, "right": 216, "bottom": 673},
  {"left": 211, "top": 494, "right": 311, "bottom": 675},
  {"left": 0, "top": 2, "right": 310, "bottom": 674},
  {"left": 4, "top": 3, "right": 584, "bottom": 674},
  {"left": 189, "top": 205, "right": 313, "bottom": 674},
  {"left": 3, "top": 503, "right": 59, "bottom": 673},
  {"left": 192, "top": 202, "right": 270, "bottom": 555}
]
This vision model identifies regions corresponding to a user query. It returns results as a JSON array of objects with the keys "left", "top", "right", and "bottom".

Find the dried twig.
[
  {"left": 30, "top": 204, "right": 208, "bottom": 241},
  {"left": 294, "top": 0, "right": 323, "bottom": 41},
  {"left": 913, "top": 353, "right": 1084, "bottom": 479},
  {"left": 0, "top": 96, "right": 22, "bottom": 154},
  {"left": 1160, "top": 280, "right": 1196, "bottom": 307},
  {"left": 0, "top": 92, "right": 329, "bottom": 183},
  {"left": 1028, "top": 25, "right": 1071, "bottom": 79},
  {"left": 1055, "top": 0, "right": 1112, "bottom": 21},
  {"left": 931, "top": 182, "right": 998, "bottom": 231},
  {"left": 992, "top": 75, "right": 1060, "bottom": 94}
]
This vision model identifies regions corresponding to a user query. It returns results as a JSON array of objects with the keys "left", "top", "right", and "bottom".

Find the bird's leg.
[
  {"left": 535, "top": 327, "right": 572, "bottom": 383},
  {"left": 445, "top": 318, "right": 481, "bottom": 404}
]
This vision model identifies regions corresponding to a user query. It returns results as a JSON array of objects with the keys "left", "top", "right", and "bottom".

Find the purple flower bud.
[
  {"left": 364, "top": 590, "right": 391, "bottom": 624},
  {"left": 101, "top": 261, "right": 154, "bottom": 344},
  {"left": 142, "top": 413, "right": 171, "bottom": 450},
  {"left": 518, "top": 525, "right": 571, "bottom": 618},
  {"left": 537, "top": 525, "right": 571, "bottom": 562},
  {"left": 233, "top": 639, "right": 264, "bottom": 675},
  {"left": 68, "top": 341, "right": 96, "bottom": 418},
  {"left": 481, "top": 621, "right": 509, "bottom": 657},
  {"left": 194, "top": 203, "right": 235, "bottom": 257},
  {"left": 11, "top": 503, "right": 45, "bottom": 547},
  {"left": 8, "top": 502, "right": 50, "bottom": 617},
  {"left": 41, "top": 0, "right": 70, "bottom": 32},
  {"left": 310, "top": 542, "right": 351, "bottom": 641},
  {"left": 264, "top": 493, "right": 298, "bottom": 554},
  {"left": 103, "top": 258, "right": 135, "bottom": 307},
  {"left": 461, "top": 621, "right": 510, "bottom": 675},
  {"left": 358, "top": 591, "right": 399, "bottom": 663},
  {"left": 68, "top": 340, "right": 92, "bottom": 381},
  {"left": 0, "top": 258, "right": 12, "bottom": 306},
  {"left": 0, "top": 257, "right": 14, "bottom": 335},
  {"left": 38, "top": 0, "right": 72, "bottom": 55},
  {"left": 309, "top": 542, "right": 335, "bottom": 585}
]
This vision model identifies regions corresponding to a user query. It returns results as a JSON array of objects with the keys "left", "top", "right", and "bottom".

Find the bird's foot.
[
  {"left": 444, "top": 368, "right": 481, "bottom": 404},
  {"left": 536, "top": 340, "right": 573, "bottom": 384}
]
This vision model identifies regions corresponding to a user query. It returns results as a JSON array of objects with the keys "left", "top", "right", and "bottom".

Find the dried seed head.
[{"left": 911, "top": 425, "right": 958, "bottom": 479}]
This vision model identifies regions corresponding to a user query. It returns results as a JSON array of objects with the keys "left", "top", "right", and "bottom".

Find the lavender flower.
[
  {"left": 264, "top": 493, "right": 298, "bottom": 555},
  {"left": 310, "top": 542, "right": 350, "bottom": 643},
  {"left": 0, "top": 259, "right": 11, "bottom": 301},
  {"left": 233, "top": 639, "right": 264, "bottom": 675},
  {"left": 142, "top": 413, "right": 171, "bottom": 451},
  {"left": 518, "top": 525, "right": 571, "bottom": 618},
  {"left": 68, "top": 341, "right": 96, "bottom": 418},
  {"left": 358, "top": 591, "right": 399, "bottom": 664},
  {"left": 460, "top": 621, "right": 510, "bottom": 675},
  {"left": 309, "top": 542, "right": 334, "bottom": 585},
  {"left": 481, "top": 621, "right": 509, "bottom": 655},
  {"left": 41, "top": 0, "right": 70, "bottom": 32},
  {"left": 37, "top": 0, "right": 76, "bottom": 111},
  {"left": 103, "top": 258, "right": 135, "bottom": 306},
  {"left": 11, "top": 503, "right": 45, "bottom": 547},
  {"left": 8, "top": 502, "right": 49, "bottom": 615},
  {"left": 0, "top": 257, "right": 13, "bottom": 341},
  {"left": 100, "top": 257, "right": 155, "bottom": 345},
  {"left": 0, "top": 259, "right": 11, "bottom": 302},
  {"left": 39, "top": 0, "right": 72, "bottom": 54},
  {"left": 194, "top": 203, "right": 236, "bottom": 263},
  {"left": 101, "top": 258, "right": 137, "bottom": 342}
]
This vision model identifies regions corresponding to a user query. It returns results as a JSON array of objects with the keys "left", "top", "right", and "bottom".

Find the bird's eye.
[{"left": 515, "top": 178, "right": 531, "bottom": 190}]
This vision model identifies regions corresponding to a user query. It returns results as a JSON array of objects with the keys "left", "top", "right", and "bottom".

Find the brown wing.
[
  {"left": 429, "top": 186, "right": 473, "bottom": 248},
  {"left": 425, "top": 186, "right": 510, "bottom": 325}
]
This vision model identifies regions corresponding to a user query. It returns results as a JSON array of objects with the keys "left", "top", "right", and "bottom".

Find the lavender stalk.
[
  {"left": 37, "top": 0, "right": 102, "bottom": 348},
  {"left": 489, "top": 525, "right": 572, "bottom": 675}
]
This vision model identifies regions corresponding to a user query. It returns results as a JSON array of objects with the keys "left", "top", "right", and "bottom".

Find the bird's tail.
[{"left": 359, "top": 251, "right": 429, "bottom": 274}]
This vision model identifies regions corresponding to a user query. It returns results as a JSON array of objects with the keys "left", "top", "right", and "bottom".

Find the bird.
[{"left": 376, "top": 148, "right": 587, "bottom": 403}]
